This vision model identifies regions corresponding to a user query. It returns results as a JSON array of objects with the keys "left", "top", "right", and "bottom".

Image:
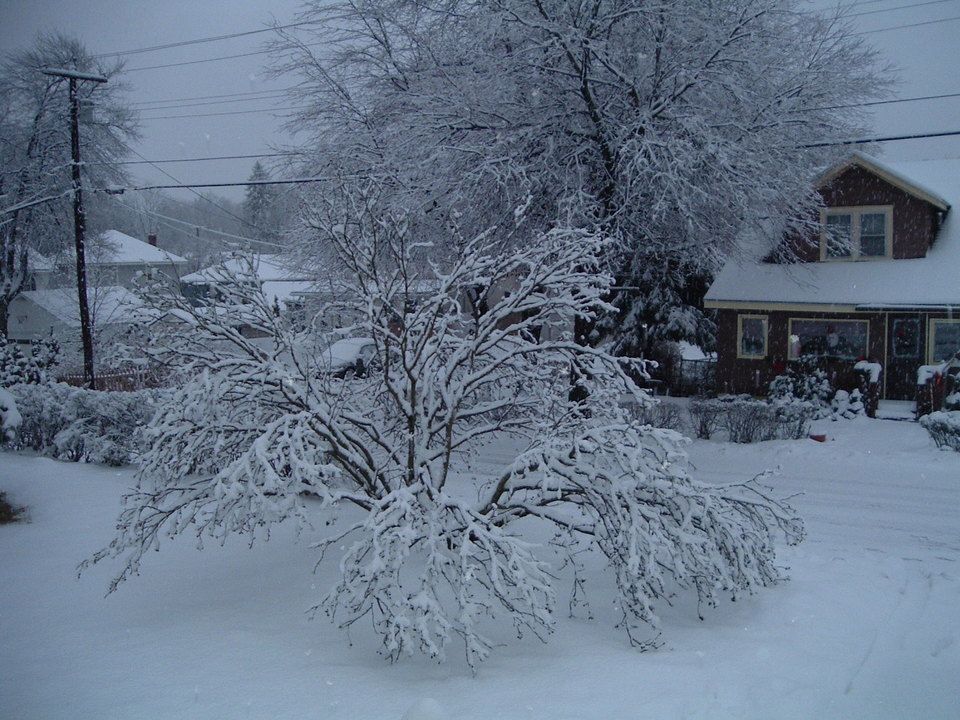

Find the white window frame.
[
  {"left": 737, "top": 314, "right": 768, "bottom": 359},
  {"left": 819, "top": 206, "right": 893, "bottom": 261},
  {"left": 928, "top": 318, "right": 960, "bottom": 363}
]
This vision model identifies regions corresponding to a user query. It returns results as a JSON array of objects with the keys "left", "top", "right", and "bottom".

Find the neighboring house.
[
  {"left": 6, "top": 286, "right": 145, "bottom": 372},
  {"left": 705, "top": 153, "right": 959, "bottom": 401},
  {"left": 180, "top": 254, "right": 315, "bottom": 336},
  {"left": 40, "top": 229, "right": 189, "bottom": 289}
]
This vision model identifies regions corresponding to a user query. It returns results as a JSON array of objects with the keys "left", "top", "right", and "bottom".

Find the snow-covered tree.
[
  {"left": 89, "top": 183, "right": 803, "bottom": 666},
  {"left": 271, "top": 0, "right": 888, "bottom": 354},
  {"left": 0, "top": 33, "right": 138, "bottom": 336},
  {"left": 241, "top": 161, "right": 283, "bottom": 248}
]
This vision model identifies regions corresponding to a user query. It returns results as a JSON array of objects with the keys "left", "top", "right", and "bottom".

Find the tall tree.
[
  {"left": 241, "top": 160, "right": 282, "bottom": 248},
  {"left": 0, "top": 33, "right": 138, "bottom": 336},
  {"left": 272, "top": 0, "right": 889, "bottom": 354}
]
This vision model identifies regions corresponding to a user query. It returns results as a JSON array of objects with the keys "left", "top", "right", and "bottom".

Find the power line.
[
  {"left": 801, "top": 90, "right": 960, "bottom": 113},
  {"left": 846, "top": 0, "right": 959, "bottom": 17},
  {"left": 802, "top": 129, "right": 960, "bottom": 147},
  {"left": 124, "top": 47, "right": 271, "bottom": 73},
  {"left": 111, "top": 196, "right": 280, "bottom": 248},
  {"left": 855, "top": 13, "right": 960, "bottom": 33},
  {"left": 123, "top": 40, "right": 324, "bottom": 73},
  {"left": 96, "top": 173, "right": 374, "bottom": 193},
  {"left": 132, "top": 92, "right": 289, "bottom": 111},
  {"left": 125, "top": 146, "right": 258, "bottom": 233},
  {"left": 94, "top": 129, "right": 960, "bottom": 191},
  {"left": 134, "top": 89, "right": 960, "bottom": 122},
  {"left": 91, "top": 152, "right": 300, "bottom": 166},
  {"left": 139, "top": 104, "right": 312, "bottom": 121},
  {"left": 132, "top": 88, "right": 293, "bottom": 107},
  {"left": 92, "top": 20, "right": 317, "bottom": 58}
]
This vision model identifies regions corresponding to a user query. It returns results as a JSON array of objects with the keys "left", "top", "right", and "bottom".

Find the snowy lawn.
[{"left": 1, "top": 414, "right": 958, "bottom": 719}]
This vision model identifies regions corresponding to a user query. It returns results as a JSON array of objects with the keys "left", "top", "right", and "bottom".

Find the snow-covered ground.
[{"left": 1, "top": 413, "right": 958, "bottom": 719}]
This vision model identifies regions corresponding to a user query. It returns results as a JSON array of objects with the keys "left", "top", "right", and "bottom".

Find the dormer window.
[{"left": 820, "top": 206, "right": 892, "bottom": 260}]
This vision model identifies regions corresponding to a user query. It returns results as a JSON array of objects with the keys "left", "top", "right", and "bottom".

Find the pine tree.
[{"left": 241, "top": 161, "right": 280, "bottom": 247}]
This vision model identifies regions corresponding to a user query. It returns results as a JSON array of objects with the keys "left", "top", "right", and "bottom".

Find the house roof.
[
  {"left": 88, "top": 230, "right": 187, "bottom": 266},
  {"left": 181, "top": 254, "right": 309, "bottom": 284},
  {"left": 705, "top": 155, "right": 960, "bottom": 310},
  {"left": 18, "top": 286, "right": 146, "bottom": 327}
]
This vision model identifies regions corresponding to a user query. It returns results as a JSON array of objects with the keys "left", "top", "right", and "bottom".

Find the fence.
[{"left": 56, "top": 368, "right": 168, "bottom": 392}]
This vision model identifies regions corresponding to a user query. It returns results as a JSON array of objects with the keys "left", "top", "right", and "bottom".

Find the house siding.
[
  {"left": 717, "top": 307, "right": 960, "bottom": 400},
  {"left": 785, "top": 165, "right": 939, "bottom": 262}
]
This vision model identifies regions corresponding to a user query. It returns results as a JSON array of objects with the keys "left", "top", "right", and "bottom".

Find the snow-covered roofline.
[{"left": 817, "top": 153, "right": 951, "bottom": 212}]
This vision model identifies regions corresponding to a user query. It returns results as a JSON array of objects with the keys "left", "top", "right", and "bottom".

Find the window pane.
[
  {"left": 791, "top": 319, "right": 868, "bottom": 360},
  {"left": 740, "top": 317, "right": 766, "bottom": 357},
  {"left": 860, "top": 213, "right": 886, "bottom": 257},
  {"left": 824, "top": 214, "right": 852, "bottom": 258},
  {"left": 932, "top": 322, "right": 960, "bottom": 362},
  {"left": 892, "top": 318, "right": 920, "bottom": 358}
]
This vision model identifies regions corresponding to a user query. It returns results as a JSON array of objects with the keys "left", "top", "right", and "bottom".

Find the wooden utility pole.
[{"left": 42, "top": 67, "right": 107, "bottom": 389}]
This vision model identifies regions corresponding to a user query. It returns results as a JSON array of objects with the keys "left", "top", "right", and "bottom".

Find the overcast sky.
[{"left": 1, "top": 0, "right": 959, "bottom": 209}]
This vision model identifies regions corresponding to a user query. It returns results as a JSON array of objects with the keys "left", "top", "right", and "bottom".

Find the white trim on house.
[
  {"left": 816, "top": 153, "right": 950, "bottom": 212},
  {"left": 819, "top": 205, "right": 893, "bottom": 261}
]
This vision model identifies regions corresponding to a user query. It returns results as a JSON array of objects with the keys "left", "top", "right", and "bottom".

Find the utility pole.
[{"left": 42, "top": 67, "right": 107, "bottom": 390}]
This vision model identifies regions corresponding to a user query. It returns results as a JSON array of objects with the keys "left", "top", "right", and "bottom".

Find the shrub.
[
  {"left": 768, "top": 355, "right": 832, "bottom": 418},
  {"left": 831, "top": 388, "right": 865, "bottom": 420},
  {"left": 628, "top": 397, "right": 686, "bottom": 433},
  {"left": 690, "top": 396, "right": 814, "bottom": 443},
  {"left": 688, "top": 398, "right": 724, "bottom": 439},
  {"left": 0, "top": 387, "right": 21, "bottom": 442},
  {"left": 8, "top": 383, "right": 160, "bottom": 465},
  {"left": 721, "top": 397, "right": 781, "bottom": 443},
  {"left": 920, "top": 411, "right": 960, "bottom": 452},
  {"left": 0, "top": 491, "right": 26, "bottom": 524},
  {"left": 0, "top": 338, "right": 59, "bottom": 387},
  {"left": 772, "top": 399, "right": 817, "bottom": 440}
]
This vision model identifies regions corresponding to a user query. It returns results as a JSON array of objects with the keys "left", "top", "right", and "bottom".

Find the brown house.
[{"left": 705, "top": 153, "right": 959, "bottom": 401}]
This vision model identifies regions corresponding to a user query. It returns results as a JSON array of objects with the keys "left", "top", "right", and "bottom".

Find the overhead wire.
[
  {"left": 109, "top": 196, "right": 286, "bottom": 248},
  {"left": 855, "top": 13, "right": 960, "bottom": 32},
  {"left": 845, "top": 0, "right": 960, "bottom": 17},
  {"left": 91, "top": 20, "right": 318, "bottom": 58},
  {"left": 124, "top": 146, "right": 266, "bottom": 237}
]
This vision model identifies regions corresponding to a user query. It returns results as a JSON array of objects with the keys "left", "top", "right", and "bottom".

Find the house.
[
  {"left": 704, "top": 153, "right": 959, "bottom": 401},
  {"left": 6, "top": 286, "right": 146, "bottom": 372},
  {"left": 41, "top": 229, "right": 188, "bottom": 289},
  {"left": 180, "top": 254, "right": 316, "bottom": 335}
]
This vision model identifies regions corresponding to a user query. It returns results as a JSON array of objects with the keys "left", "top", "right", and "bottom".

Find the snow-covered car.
[{"left": 318, "top": 337, "right": 378, "bottom": 378}]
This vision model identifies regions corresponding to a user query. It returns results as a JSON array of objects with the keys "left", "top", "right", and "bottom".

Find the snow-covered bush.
[
  {"left": 920, "top": 411, "right": 960, "bottom": 452},
  {"left": 0, "top": 491, "right": 26, "bottom": 524},
  {"left": 87, "top": 188, "right": 803, "bottom": 667},
  {"left": 688, "top": 398, "right": 725, "bottom": 439},
  {"left": 0, "top": 386, "right": 22, "bottom": 442},
  {"left": 0, "top": 338, "right": 59, "bottom": 387},
  {"left": 772, "top": 400, "right": 817, "bottom": 440},
  {"left": 768, "top": 356, "right": 832, "bottom": 419},
  {"left": 627, "top": 398, "right": 686, "bottom": 434},
  {"left": 9, "top": 383, "right": 158, "bottom": 465},
  {"left": 720, "top": 397, "right": 781, "bottom": 443},
  {"left": 830, "top": 389, "right": 865, "bottom": 420},
  {"left": 690, "top": 396, "right": 812, "bottom": 443}
]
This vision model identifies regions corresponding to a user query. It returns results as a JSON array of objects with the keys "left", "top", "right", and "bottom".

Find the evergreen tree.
[{"left": 241, "top": 161, "right": 281, "bottom": 247}]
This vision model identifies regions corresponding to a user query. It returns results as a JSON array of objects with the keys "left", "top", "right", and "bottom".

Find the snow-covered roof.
[
  {"left": 28, "top": 248, "right": 55, "bottom": 272},
  {"left": 705, "top": 155, "right": 960, "bottom": 309},
  {"left": 87, "top": 230, "right": 187, "bottom": 266},
  {"left": 19, "top": 286, "right": 146, "bottom": 327},
  {"left": 261, "top": 280, "right": 315, "bottom": 304},
  {"left": 181, "top": 254, "right": 308, "bottom": 284}
]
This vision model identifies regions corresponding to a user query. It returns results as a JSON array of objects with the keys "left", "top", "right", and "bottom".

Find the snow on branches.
[{"left": 89, "top": 191, "right": 802, "bottom": 667}]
